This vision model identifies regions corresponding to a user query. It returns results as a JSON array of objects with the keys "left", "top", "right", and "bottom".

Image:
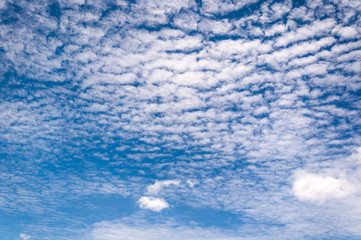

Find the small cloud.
[
  {"left": 138, "top": 196, "right": 169, "bottom": 212},
  {"left": 147, "top": 180, "right": 180, "bottom": 195},
  {"left": 20, "top": 233, "right": 31, "bottom": 240},
  {"left": 254, "top": 106, "right": 269, "bottom": 116},
  {"left": 292, "top": 171, "right": 354, "bottom": 203},
  {"left": 333, "top": 26, "right": 358, "bottom": 39},
  {"left": 186, "top": 179, "right": 198, "bottom": 188}
]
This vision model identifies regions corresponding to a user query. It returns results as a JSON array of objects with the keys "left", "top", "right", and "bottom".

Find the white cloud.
[
  {"left": 200, "top": 0, "right": 259, "bottom": 15},
  {"left": 344, "top": 61, "right": 361, "bottom": 72},
  {"left": 20, "top": 233, "right": 31, "bottom": 240},
  {"left": 198, "top": 18, "right": 233, "bottom": 35},
  {"left": 186, "top": 179, "right": 198, "bottom": 188},
  {"left": 288, "top": 55, "right": 317, "bottom": 66},
  {"left": 88, "top": 220, "right": 244, "bottom": 240},
  {"left": 87, "top": 103, "right": 109, "bottom": 112},
  {"left": 262, "top": 37, "right": 336, "bottom": 65},
  {"left": 173, "top": 12, "right": 200, "bottom": 31},
  {"left": 275, "top": 18, "right": 336, "bottom": 46},
  {"left": 333, "top": 26, "right": 359, "bottom": 39},
  {"left": 2, "top": 1, "right": 361, "bottom": 239},
  {"left": 253, "top": 106, "right": 269, "bottom": 115},
  {"left": 292, "top": 171, "right": 354, "bottom": 203},
  {"left": 147, "top": 180, "right": 180, "bottom": 194},
  {"left": 138, "top": 196, "right": 169, "bottom": 212},
  {"left": 265, "top": 24, "right": 287, "bottom": 36}
]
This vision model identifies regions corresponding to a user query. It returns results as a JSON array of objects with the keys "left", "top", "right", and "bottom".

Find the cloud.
[
  {"left": 146, "top": 179, "right": 180, "bottom": 195},
  {"left": 265, "top": 24, "right": 287, "bottom": 36},
  {"left": 292, "top": 171, "right": 355, "bottom": 203},
  {"left": 138, "top": 196, "right": 169, "bottom": 212},
  {"left": 200, "top": 0, "right": 259, "bottom": 15},
  {"left": 88, "top": 219, "right": 245, "bottom": 240},
  {"left": 333, "top": 26, "right": 359, "bottom": 39},
  {"left": 291, "top": 146, "right": 361, "bottom": 203},
  {"left": 1, "top": 0, "right": 361, "bottom": 239},
  {"left": 275, "top": 18, "right": 336, "bottom": 46},
  {"left": 20, "top": 233, "right": 31, "bottom": 240}
]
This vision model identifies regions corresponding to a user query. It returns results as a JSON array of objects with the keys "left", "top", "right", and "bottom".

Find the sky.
[{"left": 0, "top": 0, "right": 361, "bottom": 239}]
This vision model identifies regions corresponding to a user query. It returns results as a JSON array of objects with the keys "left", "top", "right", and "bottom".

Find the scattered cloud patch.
[
  {"left": 146, "top": 180, "right": 180, "bottom": 195},
  {"left": 333, "top": 26, "right": 359, "bottom": 39},
  {"left": 20, "top": 233, "right": 31, "bottom": 240},
  {"left": 138, "top": 196, "right": 169, "bottom": 212},
  {"left": 89, "top": 220, "right": 243, "bottom": 240},
  {"left": 186, "top": 179, "right": 198, "bottom": 188},
  {"left": 292, "top": 171, "right": 355, "bottom": 203}
]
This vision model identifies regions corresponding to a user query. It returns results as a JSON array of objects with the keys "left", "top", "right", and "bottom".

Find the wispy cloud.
[{"left": 88, "top": 219, "right": 248, "bottom": 240}]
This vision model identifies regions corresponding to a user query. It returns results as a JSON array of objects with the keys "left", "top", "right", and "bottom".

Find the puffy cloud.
[
  {"left": 138, "top": 196, "right": 169, "bottom": 212},
  {"left": 333, "top": 26, "right": 359, "bottom": 39},
  {"left": 292, "top": 171, "right": 355, "bottom": 202}
]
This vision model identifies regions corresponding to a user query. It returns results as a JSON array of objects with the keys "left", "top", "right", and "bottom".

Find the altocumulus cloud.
[{"left": 0, "top": 0, "right": 361, "bottom": 239}]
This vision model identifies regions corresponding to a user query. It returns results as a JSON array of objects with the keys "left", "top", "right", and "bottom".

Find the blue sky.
[{"left": 0, "top": 0, "right": 361, "bottom": 239}]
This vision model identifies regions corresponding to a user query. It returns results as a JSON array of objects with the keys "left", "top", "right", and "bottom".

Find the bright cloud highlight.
[
  {"left": 138, "top": 196, "right": 169, "bottom": 212},
  {"left": 292, "top": 171, "right": 354, "bottom": 203}
]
